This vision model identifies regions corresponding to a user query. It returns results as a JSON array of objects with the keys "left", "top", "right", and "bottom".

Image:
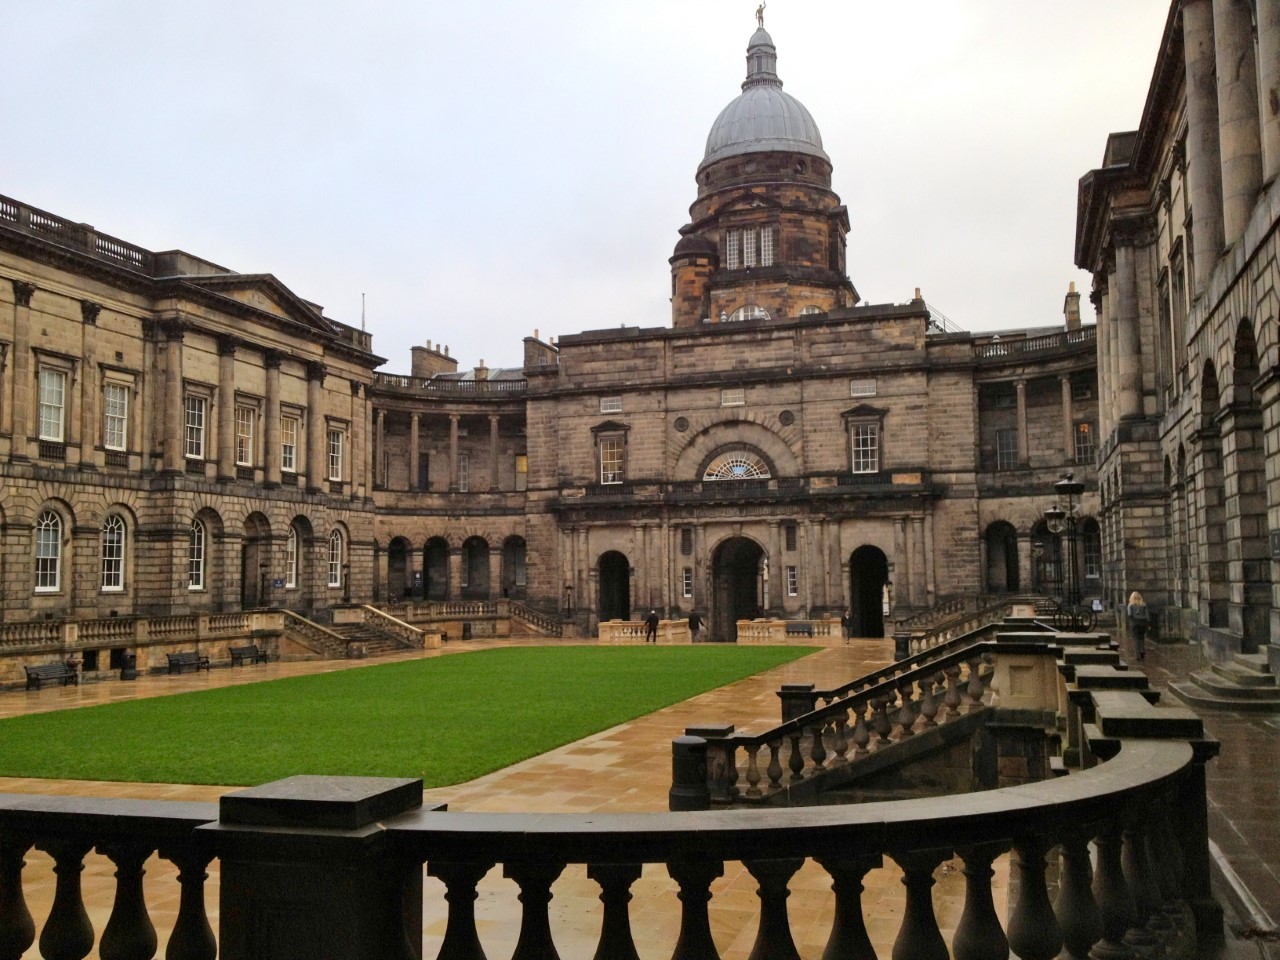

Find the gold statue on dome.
[{"left": 756, "top": 2, "right": 766, "bottom": 28}]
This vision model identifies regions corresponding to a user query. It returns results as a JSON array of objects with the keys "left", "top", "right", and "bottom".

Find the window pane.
[
  {"left": 726, "top": 230, "right": 741, "bottom": 270},
  {"left": 760, "top": 226, "right": 774, "bottom": 266},
  {"left": 103, "top": 383, "right": 129, "bottom": 450},
  {"left": 101, "top": 515, "right": 125, "bottom": 590},
  {"left": 600, "top": 439, "right": 623, "bottom": 484},
  {"left": 235, "top": 406, "right": 255, "bottom": 466},
  {"left": 184, "top": 397, "right": 206, "bottom": 459},
  {"left": 38, "top": 370, "right": 66, "bottom": 442},
  {"left": 328, "top": 531, "right": 343, "bottom": 586},
  {"left": 281, "top": 416, "right": 298, "bottom": 472},
  {"left": 458, "top": 453, "right": 470, "bottom": 492},
  {"left": 286, "top": 528, "right": 298, "bottom": 588},
  {"left": 996, "top": 429, "right": 1018, "bottom": 470},
  {"left": 851, "top": 423, "right": 879, "bottom": 473},
  {"left": 188, "top": 519, "right": 205, "bottom": 589},
  {"left": 327, "top": 429, "right": 343, "bottom": 480},
  {"left": 743, "top": 228, "right": 757, "bottom": 267},
  {"left": 35, "top": 511, "right": 61, "bottom": 591}
]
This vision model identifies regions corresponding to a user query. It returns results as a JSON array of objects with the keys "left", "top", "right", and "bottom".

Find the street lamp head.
[
  {"left": 1044, "top": 503, "right": 1067, "bottom": 534},
  {"left": 1055, "top": 473, "right": 1085, "bottom": 500}
]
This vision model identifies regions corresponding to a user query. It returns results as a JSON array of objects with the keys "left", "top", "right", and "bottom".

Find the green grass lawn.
[{"left": 0, "top": 646, "right": 816, "bottom": 786}]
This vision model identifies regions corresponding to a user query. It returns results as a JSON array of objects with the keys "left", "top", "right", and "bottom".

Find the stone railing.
[
  {"left": 0, "top": 193, "right": 156, "bottom": 273},
  {"left": 277, "top": 610, "right": 350, "bottom": 658},
  {"left": 372, "top": 373, "right": 528, "bottom": 396},
  {"left": 734, "top": 618, "right": 841, "bottom": 642},
  {"left": 972, "top": 326, "right": 1096, "bottom": 359},
  {"left": 597, "top": 619, "right": 691, "bottom": 643},
  {"left": 357, "top": 604, "right": 438, "bottom": 649},
  {"left": 0, "top": 687, "right": 1219, "bottom": 960},
  {"left": 506, "top": 600, "right": 562, "bottom": 637}
]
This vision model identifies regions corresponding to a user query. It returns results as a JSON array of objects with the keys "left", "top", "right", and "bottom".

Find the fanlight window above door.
[{"left": 703, "top": 452, "right": 771, "bottom": 481}]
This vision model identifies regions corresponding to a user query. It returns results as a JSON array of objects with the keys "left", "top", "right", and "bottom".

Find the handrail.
[
  {"left": 358, "top": 605, "right": 427, "bottom": 648},
  {"left": 279, "top": 610, "right": 349, "bottom": 657}
]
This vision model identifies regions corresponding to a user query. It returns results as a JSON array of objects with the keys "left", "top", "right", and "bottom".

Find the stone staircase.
[
  {"left": 1171, "top": 652, "right": 1280, "bottom": 713},
  {"left": 327, "top": 622, "right": 416, "bottom": 657}
]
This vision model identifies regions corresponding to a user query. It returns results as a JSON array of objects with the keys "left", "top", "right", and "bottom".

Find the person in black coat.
[
  {"left": 645, "top": 610, "right": 660, "bottom": 643},
  {"left": 687, "top": 611, "right": 703, "bottom": 642}
]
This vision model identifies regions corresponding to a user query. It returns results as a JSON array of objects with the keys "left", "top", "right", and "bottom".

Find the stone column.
[
  {"left": 577, "top": 528, "right": 591, "bottom": 617},
  {"left": 815, "top": 520, "right": 830, "bottom": 610},
  {"left": 1114, "top": 242, "right": 1142, "bottom": 419},
  {"left": 660, "top": 520, "right": 672, "bottom": 613},
  {"left": 489, "top": 415, "right": 500, "bottom": 492},
  {"left": 1260, "top": 0, "right": 1280, "bottom": 183},
  {"left": 264, "top": 351, "right": 282, "bottom": 487},
  {"left": 911, "top": 517, "right": 926, "bottom": 609},
  {"left": 489, "top": 547, "right": 503, "bottom": 600},
  {"left": 9, "top": 281, "right": 33, "bottom": 462},
  {"left": 1212, "top": 0, "right": 1263, "bottom": 246},
  {"left": 1091, "top": 284, "right": 1110, "bottom": 439},
  {"left": 694, "top": 523, "right": 708, "bottom": 613},
  {"left": 1060, "top": 375, "right": 1074, "bottom": 463},
  {"left": 447, "top": 547, "right": 462, "bottom": 601},
  {"left": 163, "top": 320, "right": 185, "bottom": 474},
  {"left": 923, "top": 514, "right": 936, "bottom": 605},
  {"left": 347, "top": 382, "right": 361, "bottom": 498},
  {"left": 305, "top": 361, "right": 326, "bottom": 492},
  {"left": 78, "top": 300, "right": 100, "bottom": 469},
  {"left": 894, "top": 517, "right": 909, "bottom": 606},
  {"left": 363, "top": 389, "right": 374, "bottom": 498},
  {"left": 217, "top": 336, "right": 237, "bottom": 482},
  {"left": 800, "top": 521, "right": 814, "bottom": 613},
  {"left": 448, "top": 415, "right": 460, "bottom": 491},
  {"left": 409, "top": 414, "right": 421, "bottom": 491},
  {"left": 1183, "top": 0, "right": 1226, "bottom": 292},
  {"left": 1015, "top": 379, "right": 1029, "bottom": 465},
  {"left": 375, "top": 409, "right": 386, "bottom": 488},
  {"left": 769, "top": 521, "right": 783, "bottom": 611}
]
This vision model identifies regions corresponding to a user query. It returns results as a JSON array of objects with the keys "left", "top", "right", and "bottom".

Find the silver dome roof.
[{"left": 700, "top": 26, "right": 828, "bottom": 170}]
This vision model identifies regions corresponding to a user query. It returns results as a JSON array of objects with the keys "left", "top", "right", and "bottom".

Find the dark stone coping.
[
  {"left": 220, "top": 775, "right": 423, "bottom": 830},
  {"left": 684, "top": 724, "right": 735, "bottom": 739},
  {"left": 1091, "top": 690, "right": 1205, "bottom": 740},
  {"left": 1073, "top": 666, "right": 1150, "bottom": 690},
  {"left": 0, "top": 793, "right": 218, "bottom": 839},
  {"left": 1062, "top": 650, "right": 1123, "bottom": 666}
]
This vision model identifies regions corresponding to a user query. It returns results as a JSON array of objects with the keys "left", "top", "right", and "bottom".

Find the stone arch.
[
  {"left": 461, "top": 535, "right": 490, "bottom": 600},
  {"left": 388, "top": 536, "right": 413, "bottom": 601},
  {"left": 709, "top": 534, "right": 767, "bottom": 641},
  {"left": 674, "top": 418, "right": 800, "bottom": 480},
  {"left": 597, "top": 550, "right": 631, "bottom": 622},
  {"left": 848, "top": 545, "right": 889, "bottom": 638},
  {"left": 240, "top": 512, "right": 273, "bottom": 609}
]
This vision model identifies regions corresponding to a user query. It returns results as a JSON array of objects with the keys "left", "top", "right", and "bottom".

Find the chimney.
[
  {"left": 474, "top": 359, "right": 489, "bottom": 381},
  {"left": 1063, "top": 281, "right": 1081, "bottom": 331}
]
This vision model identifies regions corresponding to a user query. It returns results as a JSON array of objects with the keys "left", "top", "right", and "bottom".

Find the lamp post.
[{"left": 1044, "top": 472, "right": 1091, "bottom": 630}]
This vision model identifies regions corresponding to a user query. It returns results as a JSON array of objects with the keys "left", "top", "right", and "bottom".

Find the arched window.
[
  {"left": 328, "top": 530, "right": 344, "bottom": 587},
  {"left": 703, "top": 452, "right": 771, "bottom": 480},
  {"left": 101, "top": 515, "right": 126, "bottom": 591},
  {"left": 286, "top": 527, "right": 299, "bottom": 588},
  {"left": 188, "top": 518, "right": 206, "bottom": 590},
  {"left": 729, "top": 305, "right": 770, "bottom": 322},
  {"left": 798, "top": 305, "right": 824, "bottom": 316},
  {"left": 35, "top": 510, "right": 62, "bottom": 592}
]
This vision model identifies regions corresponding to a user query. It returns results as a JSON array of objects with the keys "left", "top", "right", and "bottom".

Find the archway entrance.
[
  {"left": 424, "top": 538, "right": 449, "bottom": 600},
  {"left": 711, "top": 537, "right": 764, "bottom": 642},
  {"left": 984, "top": 521, "right": 1019, "bottom": 593},
  {"left": 848, "top": 545, "right": 889, "bottom": 638},
  {"left": 462, "top": 537, "right": 490, "bottom": 600},
  {"left": 388, "top": 538, "right": 410, "bottom": 600},
  {"left": 240, "top": 513, "right": 271, "bottom": 610},
  {"left": 598, "top": 552, "right": 631, "bottom": 622}
]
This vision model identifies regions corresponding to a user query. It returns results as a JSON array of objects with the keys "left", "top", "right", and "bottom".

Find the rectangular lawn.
[{"left": 0, "top": 646, "right": 816, "bottom": 786}]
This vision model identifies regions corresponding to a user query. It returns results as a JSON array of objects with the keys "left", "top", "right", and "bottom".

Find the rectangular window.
[
  {"left": 996, "top": 428, "right": 1019, "bottom": 470},
  {"left": 849, "top": 378, "right": 877, "bottom": 398},
  {"left": 785, "top": 524, "right": 797, "bottom": 551},
  {"left": 38, "top": 368, "right": 67, "bottom": 442},
  {"left": 327, "top": 428, "right": 344, "bottom": 480},
  {"left": 786, "top": 565, "right": 798, "bottom": 597},
  {"left": 726, "top": 230, "right": 741, "bottom": 270},
  {"left": 851, "top": 423, "right": 879, "bottom": 473},
  {"left": 1071, "top": 381, "right": 1092, "bottom": 401},
  {"left": 599, "top": 438, "right": 624, "bottom": 485},
  {"left": 421, "top": 453, "right": 433, "bottom": 491},
  {"left": 458, "top": 453, "right": 470, "bottom": 492},
  {"left": 743, "top": 228, "right": 757, "bottom": 267},
  {"left": 103, "top": 382, "right": 129, "bottom": 451},
  {"left": 681, "top": 527, "right": 693, "bottom": 556},
  {"left": 760, "top": 226, "right": 774, "bottom": 266},
  {"left": 514, "top": 454, "right": 527, "bottom": 492},
  {"left": 600, "top": 396, "right": 623, "bottom": 414},
  {"left": 721, "top": 387, "right": 745, "bottom": 407},
  {"left": 682, "top": 567, "right": 693, "bottom": 599},
  {"left": 184, "top": 395, "right": 206, "bottom": 459},
  {"left": 1084, "top": 535, "right": 1101, "bottom": 580},
  {"left": 235, "top": 405, "right": 255, "bottom": 466},
  {"left": 1074, "top": 422, "right": 1095, "bottom": 465},
  {"left": 280, "top": 415, "right": 298, "bottom": 472}
]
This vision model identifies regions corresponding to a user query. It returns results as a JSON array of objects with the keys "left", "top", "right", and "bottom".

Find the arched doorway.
[
  {"left": 711, "top": 537, "right": 765, "bottom": 642},
  {"left": 461, "top": 537, "right": 490, "bottom": 600},
  {"left": 848, "top": 545, "right": 888, "bottom": 637},
  {"left": 424, "top": 538, "right": 449, "bottom": 600},
  {"left": 388, "top": 537, "right": 410, "bottom": 601},
  {"left": 502, "top": 536, "right": 527, "bottom": 600},
  {"left": 984, "top": 521, "right": 1019, "bottom": 593},
  {"left": 598, "top": 551, "right": 631, "bottom": 622},
  {"left": 1030, "top": 520, "right": 1060, "bottom": 595},
  {"left": 241, "top": 513, "right": 271, "bottom": 609}
]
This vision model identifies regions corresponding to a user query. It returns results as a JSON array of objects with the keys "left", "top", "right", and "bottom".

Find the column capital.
[
  {"left": 160, "top": 317, "right": 186, "bottom": 341},
  {"left": 10, "top": 280, "right": 34, "bottom": 307},
  {"left": 217, "top": 334, "right": 239, "bottom": 357},
  {"left": 1015, "top": 379, "right": 1027, "bottom": 390},
  {"left": 264, "top": 349, "right": 285, "bottom": 370},
  {"left": 305, "top": 360, "right": 327, "bottom": 382},
  {"left": 80, "top": 300, "right": 101, "bottom": 325},
  {"left": 449, "top": 413, "right": 460, "bottom": 424},
  {"left": 1111, "top": 214, "right": 1155, "bottom": 248},
  {"left": 1059, "top": 373, "right": 1071, "bottom": 383},
  {"left": 350, "top": 380, "right": 363, "bottom": 397}
]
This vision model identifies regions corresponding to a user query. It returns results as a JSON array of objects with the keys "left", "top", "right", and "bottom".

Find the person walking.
[
  {"left": 687, "top": 610, "right": 703, "bottom": 642},
  {"left": 645, "top": 609, "right": 660, "bottom": 643},
  {"left": 1126, "top": 591, "right": 1150, "bottom": 660},
  {"left": 841, "top": 609, "right": 853, "bottom": 644}
]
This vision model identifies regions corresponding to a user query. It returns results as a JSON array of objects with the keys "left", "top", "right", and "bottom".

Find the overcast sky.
[{"left": 4, "top": 1, "right": 1171, "bottom": 372}]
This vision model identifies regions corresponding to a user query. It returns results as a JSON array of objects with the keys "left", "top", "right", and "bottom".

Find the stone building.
[
  {"left": 0, "top": 19, "right": 1100, "bottom": 650},
  {"left": 1076, "top": 0, "right": 1279, "bottom": 667}
]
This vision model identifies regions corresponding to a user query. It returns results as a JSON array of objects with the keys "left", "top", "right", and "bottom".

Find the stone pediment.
[{"left": 181, "top": 273, "right": 332, "bottom": 333}]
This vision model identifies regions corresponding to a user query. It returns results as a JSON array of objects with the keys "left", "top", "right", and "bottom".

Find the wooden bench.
[
  {"left": 784, "top": 622, "right": 814, "bottom": 637},
  {"left": 229, "top": 644, "right": 268, "bottom": 667},
  {"left": 167, "top": 651, "right": 210, "bottom": 674},
  {"left": 25, "top": 662, "right": 79, "bottom": 690}
]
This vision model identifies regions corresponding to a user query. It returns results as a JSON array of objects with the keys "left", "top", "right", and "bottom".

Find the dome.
[{"left": 700, "top": 26, "right": 828, "bottom": 171}]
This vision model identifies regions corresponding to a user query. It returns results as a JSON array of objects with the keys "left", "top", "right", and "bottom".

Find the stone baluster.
[
  {"left": 1007, "top": 837, "right": 1064, "bottom": 960},
  {"left": 1055, "top": 833, "right": 1102, "bottom": 960},
  {"left": 872, "top": 695, "right": 893, "bottom": 747},
  {"left": 943, "top": 664, "right": 963, "bottom": 719},
  {"left": 809, "top": 721, "right": 828, "bottom": 770},
  {"left": 766, "top": 740, "right": 784, "bottom": 789},
  {"left": 745, "top": 745, "right": 764, "bottom": 797},
  {"left": 0, "top": 837, "right": 36, "bottom": 960},
  {"left": 850, "top": 703, "right": 871, "bottom": 757},
  {"left": 787, "top": 733, "right": 805, "bottom": 781},
  {"left": 1120, "top": 823, "right": 1163, "bottom": 952},
  {"left": 891, "top": 851, "right": 949, "bottom": 960},
  {"left": 159, "top": 841, "right": 217, "bottom": 960},
  {"left": 37, "top": 838, "right": 95, "bottom": 960},
  {"left": 98, "top": 841, "right": 157, "bottom": 960},
  {"left": 587, "top": 863, "right": 642, "bottom": 960},
  {"left": 919, "top": 674, "right": 941, "bottom": 728},
  {"left": 505, "top": 861, "right": 565, "bottom": 960},
  {"left": 744, "top": 859, "right": 805, "bottom": 960},
  {"left": 830, "top": 710, "right": 850, "bottom": 764},
  {"left": 896, "top": 680, "right": 917, "bottom": 738},
  {"left": 815, "top": 854, "right": 880, "bottom": 960},
  {"left": 964, "top": 658, "right": 985, "bottom": 711},
  {"left": 951, "top": 845, "right": 1008, "bottom": 960},
  {"left": 669, "top": 860, "right": 724, "bottom": 960},
  {"left": 1089, "top": 828, "right": 1137, "bottom": 960},
  {"left": 428, "top": 860, "right": 495, "bottom": 960}
]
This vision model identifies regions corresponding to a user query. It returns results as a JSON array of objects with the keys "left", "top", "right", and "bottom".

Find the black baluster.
[
  {"left": 830, "top": 711, "right": 850, "bottom": 764},
  {"left": 745, "top": 745, "right": 763, "bottom": 797},
  {"left": 668, "top": 859, "right": 724, "bottom": 960},
  {"left": 951, "top": 844, "right": 1007, "bottom": 960},
  {"left": 1088, "top": 829, "right": 1136, "bottom": 960},
  {"left": 815, "top": 854, "right": 880, "bottom": 960},
  {"left": 587, "top": 863, "right": 642, "bottom": 960},
  {"left": 0, "top": 836, "right": 36, "bottom": 960},
  {"left": 890, "top": 850, "right": 949, "bottom": 960},
  {"left": 37, "top": 838, "right": 95, "bottom": 960},
  {"left": 1055, "top": 833, "right": 1102, "bottom": 960},
  {"left": 428, "top": 860, "right": 495, "bottom": 960},
  {"left": 504, "top": 861, "right": 565, "bottom": 960},
  {"left": 744, "top": 859, "right": 804, "bottom": 960},
  {"left": 767, "top": 740, "right": 785, "bottom": 789},
  {"left": 98, "top": 840, "right": 158, "bottom": 960},
  {"left": 1119, "top": 824, "right": 1162, "bottom": 954},
  {"left": 810, "top": 722, "right": 828, "bottom": 770},
  {"left": 1007, "top": 836, "right": 1063, "bottom": 960},
  {"left": 787, "top": 733, "right": 805, "bottom": 782},
  {"left": 158, "top": 841, "right": 216, "bottom": 960},
  {"left": 942, "top": 664, "right": 963, "bottom": 719}
]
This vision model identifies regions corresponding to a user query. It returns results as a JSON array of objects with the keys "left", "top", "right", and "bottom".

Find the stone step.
[
  {"left": 1230, "top": 652, "right": 1272, "bottom": 675},
  {"left": 1210, "top": 662, "right": 1276, "bottom": 688},
  {"left": 1169, "top": 680, "right": 1280, "bottom": 713},
  {"left": 1189, "top": 670, "right": 1280, "bottom": 700}
]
